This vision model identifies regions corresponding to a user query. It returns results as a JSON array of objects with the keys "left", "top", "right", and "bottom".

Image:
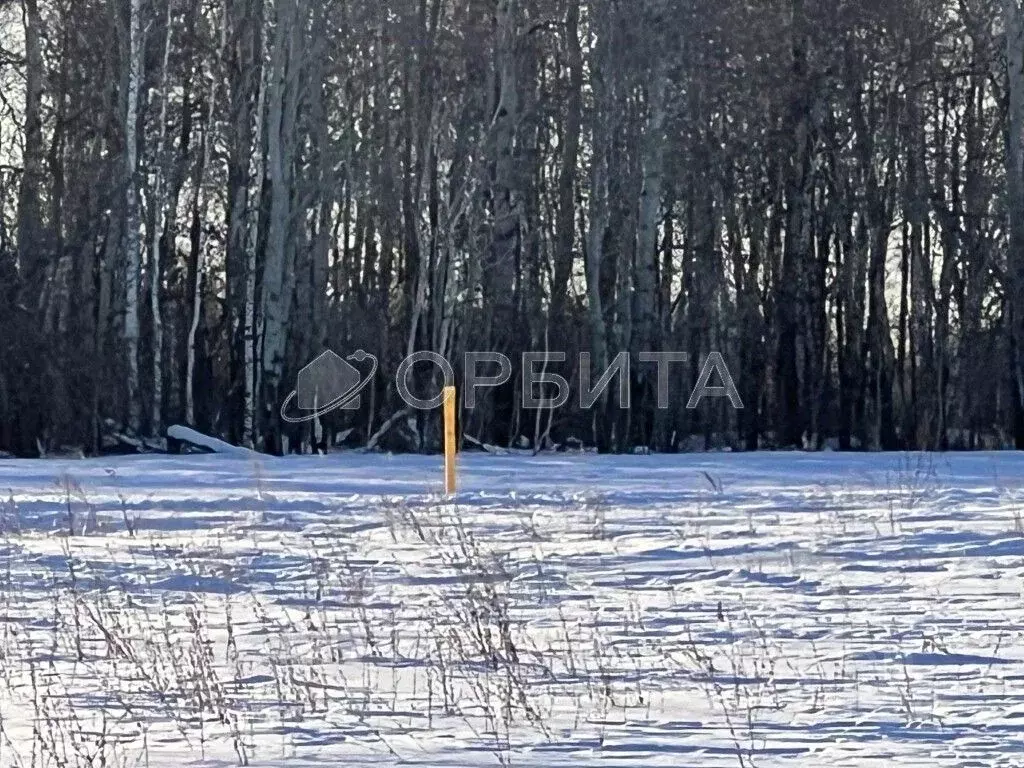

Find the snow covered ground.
[{"left": 0, "top": 451, "right": 1023, "bottom": 767}]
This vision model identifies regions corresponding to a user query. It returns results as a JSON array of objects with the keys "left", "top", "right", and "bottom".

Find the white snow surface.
[{"left": 0, "top": 451, "right": 1023, "bottom": 766}]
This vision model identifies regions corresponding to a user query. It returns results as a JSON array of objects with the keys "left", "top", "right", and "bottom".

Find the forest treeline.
[{"left": 1, "top": 0, "right": 1024, "bottom": 455}]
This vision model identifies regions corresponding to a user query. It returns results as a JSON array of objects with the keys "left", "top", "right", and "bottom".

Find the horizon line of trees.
[{"left": 1, "top": 0, "right": 1024, "bottom": 456}]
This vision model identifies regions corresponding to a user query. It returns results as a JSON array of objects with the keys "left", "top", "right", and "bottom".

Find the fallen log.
[
  {"left": 364, "top": 408, "right": 414, "bottom": 452},
  {"left": 463, "top": 434, "right": 509, "bottom": 455},
  {"left": 167, "top": 425, "right": 258, "bottom": 456}
]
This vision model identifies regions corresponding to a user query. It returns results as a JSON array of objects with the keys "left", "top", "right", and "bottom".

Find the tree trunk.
[
  {"left": 550, "top": 0, "right": 582, "bottom": 325},
  {"left": 487, "top": 0, "right": 520, "bottom": 350},
  {"left": 244, "top": 61, "right": 266, "bottom": 449},
  {"left": 16, "top": 0, "right": 44, "bottom": 284},
  {"left": 260, "top": 0, "right": 302, "bottom": 450},
  {"left": 585, "top": 41, "right": 611, "bottom": 451},
  {"left": 149, "top": 0, "right": 173, "bottom": 436},
  {"left": 123, "top": 0, "right": 144, "bottom": 434},
  {"left": 777, "top": 0, "right": 813, "bottom": 448},
  {"left": 634, "top": 56, "right": 668, "bottom": 355},
  {"left": 186, "top": 17, "right": 223, "bottom": 426},
  {"left": 1005, "top": 0, "right": 1024, "bottom": 446}
]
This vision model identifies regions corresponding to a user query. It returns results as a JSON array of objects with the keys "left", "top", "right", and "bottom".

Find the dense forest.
[{"left": 1, "top": 0, "right": 1023, "bottom": 455}]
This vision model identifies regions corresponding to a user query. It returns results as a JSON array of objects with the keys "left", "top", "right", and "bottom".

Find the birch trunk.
[
  {"left": 260, "top": 0, "right": 302, "bottom": 449},
  {"left": 633, "top": 56, "right": 668, "bottom": 354},
  {"left": 149, "top": 2, "right": 173, "bottom": 435},
  {"left": 585, "top": 38, "right": 611, "bottom": 450},
  {"left": 586, "top": 148, "right": 609, "bottom": 379},
  {"left": 226, "top": 0, "right": 264, "bottom": 447},
  {"left": 243, "top": 61, "right": 266, "bottom": 449},
  {"left": 549, "top": 0, "right": 582, "bottom": 325},
  {"left": 123, "top": 0, "right": 144, "bottom": 434}
]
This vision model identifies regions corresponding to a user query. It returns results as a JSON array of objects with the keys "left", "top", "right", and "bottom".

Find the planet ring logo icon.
[{"left": 279, "top": 350, "right": 378, "bottom": 424}]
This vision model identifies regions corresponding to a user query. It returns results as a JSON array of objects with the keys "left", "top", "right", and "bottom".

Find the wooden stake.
[{"left": 443, "top": 386, "right": 457, "bottom": 495}]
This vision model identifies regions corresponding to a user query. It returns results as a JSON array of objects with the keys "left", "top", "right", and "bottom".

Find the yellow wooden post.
[{"left": 443, "top": 385, "right": 457, "bottom": 495}]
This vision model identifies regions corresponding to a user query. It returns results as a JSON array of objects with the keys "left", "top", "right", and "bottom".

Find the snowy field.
[{"left": 0, "top": 451, "right": 1023, "bottom": 767}]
